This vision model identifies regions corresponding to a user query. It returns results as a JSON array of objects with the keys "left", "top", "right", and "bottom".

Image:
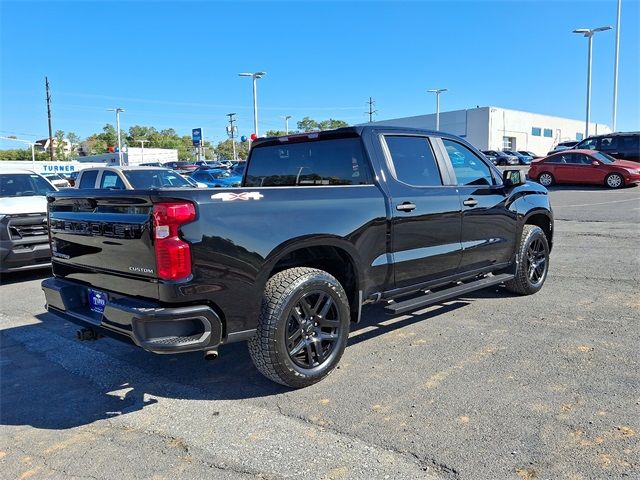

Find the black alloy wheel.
[
  {"left": 526, "top": 237, "right": 547, "bottom": 288},
  {"left": 248, "top": 267, "right": 350, "bottom": 388},
  {"left": 286, "top": 291, "right": 341, "bottom": 369},
  {"left": 505, "top": 224, "right": 550, "bottom": 295}
]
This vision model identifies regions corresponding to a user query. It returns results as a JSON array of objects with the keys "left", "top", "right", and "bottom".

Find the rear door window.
[
  {"left": 78, "top": 170, "right": 98, "bottom": 188},
  {"left": 245, "top": 137, "right": 372, "bottom": 187},
  {"left": 384, "top": 136, "right": 442, "bottom": 187}
]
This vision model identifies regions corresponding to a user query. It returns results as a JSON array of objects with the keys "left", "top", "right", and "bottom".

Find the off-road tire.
[
  {"left": 505, "top": 225, "right": 549, "bottom": 295},
  {"left": 248, "top": 267, "right": 350, "bottom": 388}
]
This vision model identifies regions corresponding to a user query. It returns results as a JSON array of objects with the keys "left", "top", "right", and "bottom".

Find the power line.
[{"left": 366, "top": 97, "right": 378, "bottom": 123}]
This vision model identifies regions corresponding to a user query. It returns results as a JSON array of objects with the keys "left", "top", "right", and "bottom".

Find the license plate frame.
[{"left": 87, "top": 288, "right": 108, "bottom": 314}]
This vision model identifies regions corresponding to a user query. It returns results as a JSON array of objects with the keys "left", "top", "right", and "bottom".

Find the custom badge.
[{"left": 210, "top": 192, "right": 264, "bottom": 201}]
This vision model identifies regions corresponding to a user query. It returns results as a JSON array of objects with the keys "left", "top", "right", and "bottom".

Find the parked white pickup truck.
[{"left": 0, "top": 169, "right": 57, "bottom": 272}]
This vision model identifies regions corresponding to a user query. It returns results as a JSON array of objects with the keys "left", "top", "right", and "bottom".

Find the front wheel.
[
  {"left": 605, "top": 173, "right": 624, "bottom": 189},
  {"left": 248, "top": 267, "right": 350, "bottom": 388},
  {"left": 505, "top": 225, "right": 550, "bottom": 295}
]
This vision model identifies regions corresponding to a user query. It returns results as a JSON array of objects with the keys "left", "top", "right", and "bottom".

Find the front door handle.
[
  {"left": 463, "top": 198, "right": 478, "bottom": 207},
  {"left": 396, "top": 202, "right": 416, "bottom": 212}
]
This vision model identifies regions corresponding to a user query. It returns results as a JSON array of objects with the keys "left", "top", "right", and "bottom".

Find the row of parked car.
[
  {"left": 482, "top": 132, "right": 639, "bottom": 167},
  {"left": 487, "top": 132, "right": 640, "bottom": 189}
]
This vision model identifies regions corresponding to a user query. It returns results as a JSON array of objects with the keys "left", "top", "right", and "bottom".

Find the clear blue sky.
[{"left": 1, "top": 0, "right": 638, "bottom": 149}]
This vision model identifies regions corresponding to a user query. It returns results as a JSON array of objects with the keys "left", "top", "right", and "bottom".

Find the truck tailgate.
[{"left": 48, "top": 192, "right": 156, "bottom": 279}]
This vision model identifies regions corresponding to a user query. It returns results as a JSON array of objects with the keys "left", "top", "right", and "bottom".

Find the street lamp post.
[
  {"left": 107, "top": 108, "right": 125, "bottom": 165},
  {"left": 137, "top": 139, "right": 149, "bottom": 164},
  {"left": 573, "top": 26, "right": 611, "bottom": 137},
  {"left": 238, "top": 72, "right": 266, "bottom": 137},
  {"left": 281, "top": 115, "right": 292, "bottom": 134},
  {"left": 427, "top": 88, "right": 447, "bottom": 131},
  {"left": 612, "top": 0, "right": 621, "bottom": 131}
]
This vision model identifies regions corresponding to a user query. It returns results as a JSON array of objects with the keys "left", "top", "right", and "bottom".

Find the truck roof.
[{"left": 253, "top": 126, "right": 445, "bottom": 148}]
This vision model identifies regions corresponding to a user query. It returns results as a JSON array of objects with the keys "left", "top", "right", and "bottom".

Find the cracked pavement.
[{"left": 1, "top": 185, "right": 639, "bottom": 479}]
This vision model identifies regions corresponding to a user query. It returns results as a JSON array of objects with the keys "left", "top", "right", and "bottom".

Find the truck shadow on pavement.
[
  {"left": 0, "top": 268, "right": 51, "bottom": 286},
  {"left": 1, "top": 300, "right": 470, "bottom": 431}
]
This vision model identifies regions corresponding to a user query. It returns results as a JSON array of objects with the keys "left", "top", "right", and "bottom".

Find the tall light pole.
[
  {"left": 612, "top": 0, "right": 621, "bottom": 131},
  {"left": 281, "top": 115, "right": 292, "bottom": 134},
  {"left": 573, "top": 26, "right": 611, "bottom": 137},
  {"left": 107, "top": 107, "right": 125, "bottom": 165},
  {"left": 0, "top": 136, "right": 37, "bottom": 169},
  {"left": 238, "top": 72, "right": 266, "bottom": 137},
  {"left": 137, "top": 139, "right": 148, "bottom": 164},
  {"left": 427, "top": 88, "right": 447, "bottom": 131}
]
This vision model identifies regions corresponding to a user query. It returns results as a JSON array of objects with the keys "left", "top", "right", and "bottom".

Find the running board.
[{"left": 385, "top": 273, "right": 514, "bottom": 315}]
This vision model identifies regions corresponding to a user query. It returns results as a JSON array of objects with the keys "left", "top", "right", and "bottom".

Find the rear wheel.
[
  {"left": 605, "top": 173, "right": 624, "bottom": 189},
  {"left": 248, "top": 267, "right": 350, "bottom": 388},
  {"left": 538, "top": 172, "right": 554, "bottom": 187},
  {"left": 505, "top": 225, "right": 549, "bottom": 295}
]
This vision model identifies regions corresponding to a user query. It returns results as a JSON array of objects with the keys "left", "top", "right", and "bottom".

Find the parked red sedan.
[{"left": 528, "top": 149, "right": 640, "bottom": 189}]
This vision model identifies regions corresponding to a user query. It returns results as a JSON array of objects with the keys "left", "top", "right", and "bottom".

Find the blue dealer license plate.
[{"left": 87, "top": 289, "right": 107, "bottom": 314}]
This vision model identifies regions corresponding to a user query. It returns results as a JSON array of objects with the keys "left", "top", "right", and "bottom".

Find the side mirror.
[
  {"left": 503, "top": 169, "right": 526, "bottom": 187},
  {"left": 591, "top": 160, "right": 600, "bottom": 166}
]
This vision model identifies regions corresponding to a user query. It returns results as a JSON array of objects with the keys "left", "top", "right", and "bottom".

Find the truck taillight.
[{"left": 152, "top": 202, "right": 196, "bottom": 281}]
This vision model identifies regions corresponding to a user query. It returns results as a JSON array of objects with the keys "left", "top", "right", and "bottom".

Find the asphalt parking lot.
[{"left": 1, "top": 184, "right": 639, "bottom": 480}]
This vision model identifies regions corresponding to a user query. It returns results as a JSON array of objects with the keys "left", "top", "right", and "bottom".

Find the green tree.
[
  {"left": 54, "top": 130, "right": 67, "bottom": 160},
  {"left": 318, "top": 119, "right": 349, "bottom": 130},
  {"left": 297, "top": 117, "right": 320, "bottom": 132},
  {"left": 215, "top": 139, "right": 249, "bottom": 161},
  {"left": 264, "top": 129, "right": 288, "bottom": 137},
  {"left": 0, "top": 148, "right": 48, "bottom": 161}
]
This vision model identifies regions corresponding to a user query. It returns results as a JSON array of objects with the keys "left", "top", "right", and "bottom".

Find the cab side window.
[
  {"left": 78, "top": 170, "right": 98, "bottom": 188},
  {"left": 100, "top": 171, "right": 125, "bottom": 189},
  {"left": 442, "top": 139, "right": 494, "bottom": 186},
  {"left": 384, "top": 136, "right": 442, "bottom": 187}
]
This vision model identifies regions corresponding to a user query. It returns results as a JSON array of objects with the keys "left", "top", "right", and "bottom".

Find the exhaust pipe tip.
[
  {"left": 204, "top": 350, "right": 219, "bottom": 361},
  {"left": 77, "top": 328, "right": 100, "bottom": 341}
]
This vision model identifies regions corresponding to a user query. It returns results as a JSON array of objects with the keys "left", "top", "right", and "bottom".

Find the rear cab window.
[
  {"left": 383, "top": 135, "right": 443, "bottom": 187},
  {"left": 245, "top": 135, "right": 373, "bottom": 187}
]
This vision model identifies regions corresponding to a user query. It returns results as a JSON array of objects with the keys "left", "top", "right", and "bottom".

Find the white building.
[
  {"left": 372, "top": 106, "right": 611, "bottom": 156},
  {"left": 76, "top": 147, "right": 178, "bottom": 166}
]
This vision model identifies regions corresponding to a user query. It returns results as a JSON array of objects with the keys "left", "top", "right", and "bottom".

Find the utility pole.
[
  {"left": 366, "top": 97, "right": 377, "bottom": 123},
  {"left": 226, "top": 113, "right": 237, "bottom": 161},
  {"left": 137, "top": 139, "right": 149, "bottom": 164},
  {"left": 281, "top": 115, "right": 292, "bottom": 134},
  {"left": 45, "top": 77, "right": 54, "bottom": 161}
]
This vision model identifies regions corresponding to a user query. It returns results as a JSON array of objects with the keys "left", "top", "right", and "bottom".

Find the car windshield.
[
  {"left": 593, "top": 152, "right": 615, "bottom": 164},
  {"left": 123, "top": 170, "right": 194, "bottom": 188},
  {"left": 0, "top": 173, "right": 56, "bottom": 197}
]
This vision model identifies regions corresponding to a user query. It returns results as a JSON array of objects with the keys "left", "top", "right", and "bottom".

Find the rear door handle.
[
  {"left": 396, "top": 202, "right": 416, "bottom": 212},
  {"left": 463, "top": 198, "right": 478, "bottom": 207}
]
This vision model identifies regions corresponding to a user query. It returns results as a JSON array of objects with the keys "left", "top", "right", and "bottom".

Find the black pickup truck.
[{"left": 42, "top": 126, "right": 553, "bottom": 388}]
